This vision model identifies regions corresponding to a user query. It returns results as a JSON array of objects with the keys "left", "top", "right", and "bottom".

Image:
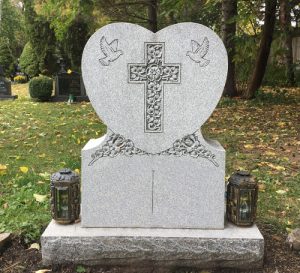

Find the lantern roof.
[
  {"left": 228, "top": 170, "right": 257, "bottom": 188},
  {"left": 51, "top": 168, "right": 79, "bottom": 183}
]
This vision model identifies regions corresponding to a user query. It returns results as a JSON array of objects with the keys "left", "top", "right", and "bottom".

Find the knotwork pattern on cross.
[{"left": 128, "top": 42, "right": 181, "bottom": 133}]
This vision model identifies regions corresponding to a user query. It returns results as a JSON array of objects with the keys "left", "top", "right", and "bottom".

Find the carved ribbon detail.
[{"left": 89, "top": 133, "right": 219, "bottom": 167}]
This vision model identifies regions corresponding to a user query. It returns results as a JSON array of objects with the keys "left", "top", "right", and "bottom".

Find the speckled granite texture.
[{"left": 42, "top": 221, "right": 264, "bottom": 269}]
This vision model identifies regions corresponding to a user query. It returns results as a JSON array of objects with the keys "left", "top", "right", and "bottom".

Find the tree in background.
[
  {"left": 23, "top": 0, "right": 57, "bottom": 76},
  {"left": 96, "top": 0, "right": 158, "bottom": 32},
  {"left": 0, "top": 37, "right": 14, "bottom": 77},
  {"left": 280, "top": 0, "right": 295, "bottom": 86},
  {"left": 245, "top": 0, "right": 278, "bottom": 99},
  {"left": 222, "top": 0, "right": 238, "bottom": 97},
  {"left": 62, "top": 15, "right": 90, "bottom": 70},
  {"left": 34, "top": 0, "right": 94, "bottom": 71},
  {"left": 19, "top": 42, "right": 40, "bottom": 77},
  {"left": 0, "top": 0, "right": 26, "bottom": 59}
]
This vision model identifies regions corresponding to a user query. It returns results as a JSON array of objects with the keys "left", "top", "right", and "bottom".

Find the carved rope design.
[
  {"left": 89, "top": 133, "right": 219, "bottom": 167},
  {"left": 128, "top": 43, "right": 181, "bottom": 133}
]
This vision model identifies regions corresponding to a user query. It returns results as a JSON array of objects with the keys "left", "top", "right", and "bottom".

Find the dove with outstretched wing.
[
  {"left": 186, "top": 37, "right": 210, "bottom": 67},
  {"left": 99, "top": 36, "right": 123, "bottom": 66}
]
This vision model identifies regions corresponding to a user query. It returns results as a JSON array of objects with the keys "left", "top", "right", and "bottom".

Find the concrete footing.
[{"left": 41, "top": 220, "right": 264, "bottom": 270}]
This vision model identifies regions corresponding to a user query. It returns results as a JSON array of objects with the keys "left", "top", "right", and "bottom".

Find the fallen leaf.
[
  {"left": 264, "top": 151, "right": 276, "bottom": 156},
  {"left": 272, "top": 235, "right": 282, "bottom": 242},
  {"left": 276, "top": 190, "right": 287, "bottom": 195},
  {"left": 38, "top": 172, "right": 50, "bottom": 180},
  {"left": 75, "top": 169, "right": 80, "bottom": 174},
  {"left": 28, "top": 243, "right": 40, "bottom": 250},
  {"left": 244, "top": 144, "right": 254, "bottom": 149},
  {"left": 277, "top": 122, "right": 286, "bottom": 128},
  {"left": 0, "top": 164, "right": 7, "bottom": 175},
  {"left": 258, "top": 184, "right": 266, "bottom": 192},
  {"left": 266, "top": 163, "right": 285, "bottom": 171},
  {"left": 34, "top": 270, "right": 51, "bottom": 273},
  {"left": 33, "top": 194, "right": 47, "bottom": 202},
  {"left": 20, "top": 166, "right": 29, "bottom": 173}
]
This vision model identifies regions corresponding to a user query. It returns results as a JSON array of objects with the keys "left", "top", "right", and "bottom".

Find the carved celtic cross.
[{"left": 128, "top": 42, "right": 181, "bottom": 133}]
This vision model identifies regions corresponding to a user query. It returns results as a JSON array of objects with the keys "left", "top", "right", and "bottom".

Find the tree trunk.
[
  {"left": 245, "top": 0, "right": 277, "bottom": 99},
  {"left": 148, "top": 0, "right": 158, "bottom": 32},
  {"left": 221, "top": 0, "right": 238, "bottom": 97},
  {"left": 280, "top": 0, "right": 295, "bottom": 86}
]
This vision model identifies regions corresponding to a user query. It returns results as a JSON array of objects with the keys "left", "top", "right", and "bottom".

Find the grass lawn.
[{"left": 0, "top": 84, "right": 299, "bottom": 244}]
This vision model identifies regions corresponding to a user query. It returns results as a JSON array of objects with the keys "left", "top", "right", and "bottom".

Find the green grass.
[{"left": 0, "top": 84, "right": 299, "bottom": 242}]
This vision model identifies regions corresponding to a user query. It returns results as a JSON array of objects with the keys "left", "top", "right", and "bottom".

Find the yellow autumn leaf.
[
  {"left": 20, "top": 166, "right": 29, "bottom": 173},
  {"left": 276, "top": 190, "right": 287, "bottom": 195},
  {"left": 28, "top": 243, "right": 40, "bottom": 250},
  {"left": 67, "top": 69, "right": 72, "bottom": 74},
  {"left": 0, "top": 164, "right": 7, "bottom": 175},
  {"left": 33, "top": 194, "right": 47, "bottom": 202},
  {"left": 277, "top": 122, "right": 286, "bottom": 128},
  {"left": 266, "top": 163, "right": 285, "bottom": 171},
  {"left": 258, "top": 184, "right": 266, "bottom": 192},
  {"left": 75, "top": 168, "right": 80, "bottom": 174},
  {"left": 38, "top": 153, "right": 46, "bottom": 158},
  {"left": 39, "top": 172, "right": 50, "bottom": 180},
  {"left": 264, "top": 151, "right": 276, "bottom": 156},
  {"left": 244, "top": 144, "right": 254, "bottom": 149}
]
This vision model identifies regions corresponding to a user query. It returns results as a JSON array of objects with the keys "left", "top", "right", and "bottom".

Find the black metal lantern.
[
  {"left": 226, "top": 170, "right": 258, "bottom": 226},
  {"left": 50, "top": 168, "right": 80, "bottom": 224}
]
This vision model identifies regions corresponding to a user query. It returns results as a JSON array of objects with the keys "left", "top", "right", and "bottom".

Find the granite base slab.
[
  {"left": 41, "top": 220, "right": 264, "bottom": 270},
  {"left": 0, "top": 95, "right": 17, "bottom": 100},
  {"left": 51, "top": 95, "right": 89, "bottom": 102}
]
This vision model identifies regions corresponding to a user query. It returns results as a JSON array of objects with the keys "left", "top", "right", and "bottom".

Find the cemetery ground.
[{"left": 0, "top": 84, "right": 299, "bottom": 273}]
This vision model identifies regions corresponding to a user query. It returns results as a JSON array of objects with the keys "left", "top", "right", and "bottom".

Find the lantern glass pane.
[
  {"left": 239, "top": 190, "right": 251, "bottom": 221},
  {"left": 56, "top": 187, "right": 69, "bottom": 219}
]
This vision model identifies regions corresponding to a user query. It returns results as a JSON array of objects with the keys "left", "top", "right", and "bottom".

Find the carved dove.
[
  {"left": 99, "top": 36, "right": 123, "bottom": 66},
  {"left": 186, "top": 37, "right": 210, "bottom": 67}
]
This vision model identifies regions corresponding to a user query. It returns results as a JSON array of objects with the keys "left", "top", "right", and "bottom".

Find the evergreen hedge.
[{"left": 29, "top": 76, "right": 53, "bottom": 101}]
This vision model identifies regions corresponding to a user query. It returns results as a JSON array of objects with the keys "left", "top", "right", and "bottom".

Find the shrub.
[
  {"left": 19, "top": 42, "right": 40, "bottom": 78},
  {"left": 29, "top": 76, "right": 53, "bottom": 101},
  {"left": 14, "top": 75, "right": 27, "bottom": 83}
]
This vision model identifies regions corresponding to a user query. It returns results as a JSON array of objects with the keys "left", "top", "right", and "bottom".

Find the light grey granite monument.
[{"left": 42, "top": 23, "right": 264, "bottom": 270}]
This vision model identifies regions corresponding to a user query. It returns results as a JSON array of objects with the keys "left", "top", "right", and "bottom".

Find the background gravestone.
[
  {"left": 53, "top": 60, "right": 88, "bottom": 101},
  {"left": 0, "top": 65, "right": 17, "bottom": 100}
]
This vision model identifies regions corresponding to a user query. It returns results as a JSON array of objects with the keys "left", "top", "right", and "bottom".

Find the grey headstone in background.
[
  {"left": 0, "top": 65, "right": 16, "bottom": 100},
  {"left": 53, "top": 71, "right": 88, "bottom": 102},
  {"left": 81, "top": 22, "right": 227, "bottom": 228}
]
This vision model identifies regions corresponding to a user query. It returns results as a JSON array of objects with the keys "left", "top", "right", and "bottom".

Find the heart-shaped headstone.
[{"left": 82, "top": 22, "right": 227, "bottom": 153}]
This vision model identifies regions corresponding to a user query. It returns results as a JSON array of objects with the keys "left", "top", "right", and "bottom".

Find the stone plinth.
[
  {"left": 0, "top": 94, "right": 18, "bottom": 100},
  {"left": 41, "top": 220, "right": 264, "bottom": 270}
]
